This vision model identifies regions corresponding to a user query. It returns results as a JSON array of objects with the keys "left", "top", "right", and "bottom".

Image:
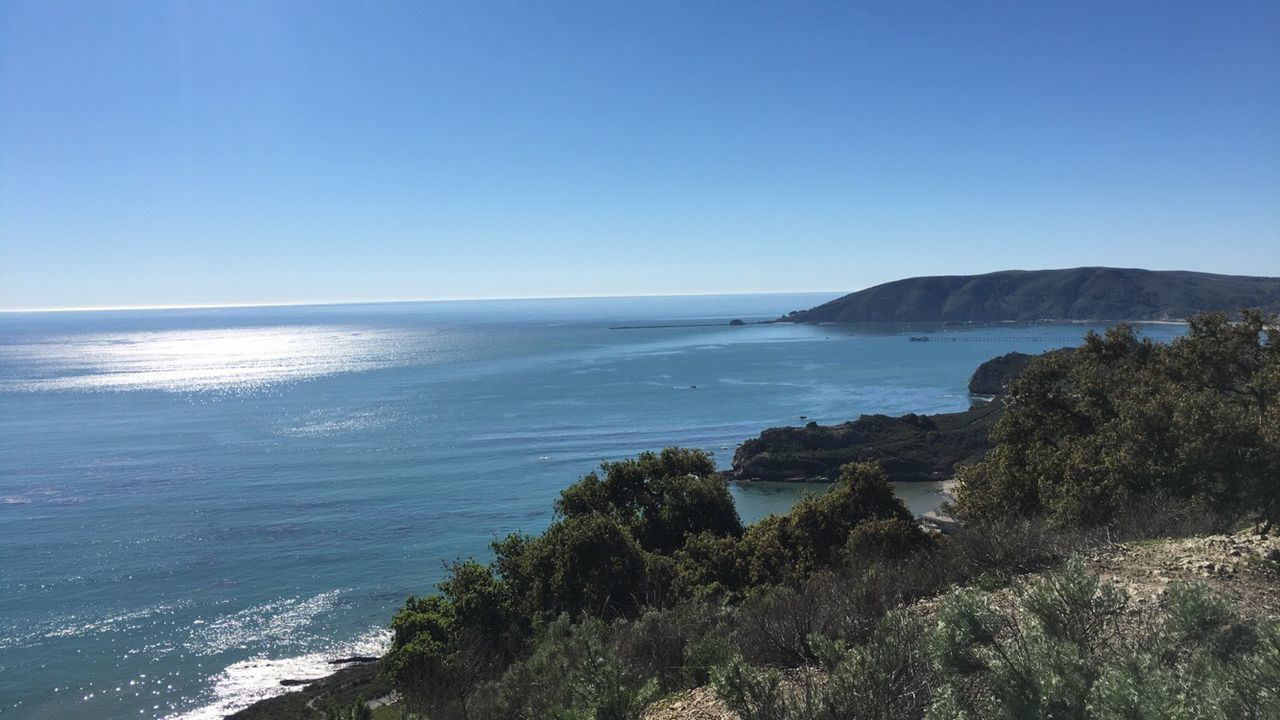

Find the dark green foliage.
[
  {"left": 809, "top": 610, "right": 933, "bottom": 720},
  {"left": 843, "top": 516, "right": 932, "bottom": 561},
  {"left": 466, "top": 604, "right": 731, "bottom": 720},
  {"left": 957, "top": 312, "right": 1280, "bottom": 527},
  {"left": 714, "top": 610, "right": 933, "bottom": 720},
  {"left": 671, "top": 530, "right": 747, "bottom": 600},
  {"left": 437, "top": 559, "right": 519, "bottom": 653},
  {"left": 733, "top": 573, "right": 862, "bottom": 666},
  {"left": 612, "top": 603, "right": 735, "bottom": 690},
  {"left": 740, "top": 463, "right": 924, "bottom": 585},
  {"left": 506, "top": 513, "right": 648, "bottom": 621},
  {"left": 468, "top": 616, "right": 659, "bottom": 720},
  {"left": 712, "top": 657, "right": 790, "bottom": 720},
  {"left": 556, "top": 447, "right": 741, "bottom": 553},
  {"left": 387, "top": 453, "right": 929, "bottom": 714}
]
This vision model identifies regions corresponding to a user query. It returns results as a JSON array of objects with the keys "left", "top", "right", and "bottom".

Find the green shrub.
[
  {"left": 470, "top": 615, "right": 659, "bottom": 720},
  {"left": 499, "top": 513, "right": 649, "bottom": 622},
  {"left": 714, "top": 611, "right": 931, "bottom": 720},
  {"left": 671, "top": 530, "right": 747, "bottom": 600},
  {"left": 956, "top": 313, "right": 1280, "bottom": 528},
  {"left": 555, "top": 448, "right": 742, "bottom": 553},
  {"left": 843, "top": 516, "right": 932, "bottom": 561},
  {"left": 741, "top": 462, "right": 923, "bottom": 585},
  {"left": 613, "top": 603, "right": 731, "bottom": 691},
  {"left": 926, "top": 558, "right": 1280, "bottom": 720},
  {"left": 733, "top": 571, "right": 875, "bottom": 667},
  {"left": 811, "top": 610, "right": 933, "bottom": 720},
  {"left": 711, "top": 656, "right": 790, "bottom": 720}
]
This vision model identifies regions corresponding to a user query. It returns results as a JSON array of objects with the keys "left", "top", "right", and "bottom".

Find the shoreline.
[{"left": 230, "top": 477, "right": 963, "bottom": 718}]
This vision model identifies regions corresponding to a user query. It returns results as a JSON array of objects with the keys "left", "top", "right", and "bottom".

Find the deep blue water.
[{"left": 0, "top": 295, "right": 1187, "bottom": 718}]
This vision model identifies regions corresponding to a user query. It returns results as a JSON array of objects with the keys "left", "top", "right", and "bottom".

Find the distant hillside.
[{"left": 785, "top": 268, "right": 1280, "bottom": 323}]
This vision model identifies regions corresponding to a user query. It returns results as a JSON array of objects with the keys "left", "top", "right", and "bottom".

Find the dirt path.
[{"left": 1087, "top": 530, "right": 1280, "bottom": 619}]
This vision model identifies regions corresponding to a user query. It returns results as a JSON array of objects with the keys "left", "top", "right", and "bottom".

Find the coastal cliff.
[
  {"left": 966, "top": 351, "right": 1035, "bottom": 395},
  {"left": 783, "top": 267, "right": 1280, "bottom": 324}
]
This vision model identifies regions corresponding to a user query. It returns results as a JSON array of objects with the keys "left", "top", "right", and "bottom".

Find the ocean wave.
[
  {"left": 185, "top": 592, "right": 342, "bottom": 657},
  {"left": 166, "top": 627, "right": 391, "bottom": 720}
]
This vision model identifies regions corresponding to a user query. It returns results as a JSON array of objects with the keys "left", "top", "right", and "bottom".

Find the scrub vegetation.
[{"left": 247, "top": 311, "right": 1280, "bottom": 720}]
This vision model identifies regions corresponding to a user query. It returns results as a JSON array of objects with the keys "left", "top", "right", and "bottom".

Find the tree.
[
  {"left": 741, "top": 462, "right": 923, "bottom": 585},
  {"left": 506, "top": 513, "right": 650, "bottom": 621},
  {"left": 556, "top": 448, "right": 742, "bottom": 553},
  {"left": 956, "top": 313, "right": 1280, "bottom": 527}
]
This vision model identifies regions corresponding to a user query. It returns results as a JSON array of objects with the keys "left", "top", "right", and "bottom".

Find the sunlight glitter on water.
[{"left": 0, "top": 326, "right": 415, "bottom": 393}]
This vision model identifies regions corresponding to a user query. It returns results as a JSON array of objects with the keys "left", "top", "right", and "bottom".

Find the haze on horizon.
[{"left": 2, "top": 1, "right": 1278, "bottom": 311}]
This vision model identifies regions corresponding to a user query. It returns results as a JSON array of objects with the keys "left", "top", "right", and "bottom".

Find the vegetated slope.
[
  {"left": 785, "top": 268, "right": 1280, "bottom": 323},
  {"left": 643, "top": 530, "right": 1280, "bottom": 720}
]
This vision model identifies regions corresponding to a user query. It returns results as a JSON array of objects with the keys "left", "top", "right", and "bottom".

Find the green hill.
[{"left": 786, "top": 268, "right": 1280, "bottom": 323}]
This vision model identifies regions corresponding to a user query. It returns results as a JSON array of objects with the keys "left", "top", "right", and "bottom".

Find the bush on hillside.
[
  {"left": 925, "top": 558, "right": 1280, "bottom": 720},
  {"left": 716, "top": 560, "right": 1280, "bottom": 720},
  {"left": 739, "top": 462, "right": 925, "bottom": 586},
  {"left": 956, "top": 312, "right": 1280, "bottom": 527},
  {"left": 387, "top": 451, "right": 927, "bottom": 713},
  {"left": 499, "top": 513, "right": 649, "bottom": 621},
  {"left": 555, "top": 447, "right": 742, "bottom": 553},
  {"left": 467, "top": 616, "right": 659, "bottom": 720},
  {"left": 714, "top": 609, "right": 933, "bottom": 720}
]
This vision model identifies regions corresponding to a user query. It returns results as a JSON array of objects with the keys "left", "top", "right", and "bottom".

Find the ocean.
[{"left": 0, "top": 295, "right": 1188, "bottom": 718}]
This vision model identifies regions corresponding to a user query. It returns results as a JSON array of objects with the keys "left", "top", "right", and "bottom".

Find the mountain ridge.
[{"left": 784, "top": 267, "right": 1280, "bottom": 324}]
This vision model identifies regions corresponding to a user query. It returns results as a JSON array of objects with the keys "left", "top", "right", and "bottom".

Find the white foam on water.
[
  {"left": 185, "top": 592, "right": 342, "bottom": 656},
  {"left": 167, "top": 627, "right": 391, "bottom": 720}
]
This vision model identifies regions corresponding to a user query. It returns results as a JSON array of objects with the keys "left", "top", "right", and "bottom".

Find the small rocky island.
[{"left": 724, "top": 351, "right": 1036, "bottom": 483}]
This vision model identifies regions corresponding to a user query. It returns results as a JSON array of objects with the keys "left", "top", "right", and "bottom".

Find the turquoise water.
[{"left": 0, "top": 295, "right": 1187, "bottom": 718}]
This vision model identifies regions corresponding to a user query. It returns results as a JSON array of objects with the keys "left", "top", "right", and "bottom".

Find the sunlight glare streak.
[{"left": 0, "top": 326, "right": 415, "bottom": 393}]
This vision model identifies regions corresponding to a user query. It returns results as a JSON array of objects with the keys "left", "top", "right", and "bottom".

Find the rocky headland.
[
  {"left": 782, "top": 267, "right": 1279, "bottom": 324},
  {"left": 966, "top": 350, "right": 1036, "bottom": 395},
  {"left": 724, "top": 350, "right": 1035, "bottom": 483}
]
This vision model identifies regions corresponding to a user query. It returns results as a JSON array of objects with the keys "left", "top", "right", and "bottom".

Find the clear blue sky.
[{"left": 2, "top": 1, "right": 1277, "bottom": 310}]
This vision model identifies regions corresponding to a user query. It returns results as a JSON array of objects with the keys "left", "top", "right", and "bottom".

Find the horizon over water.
[
  {"left": 0, "top": 289, "right": 850, "bottom": 315},
  {"left": 0, "top": 294, "right": 1188, "bottom": 719}
]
